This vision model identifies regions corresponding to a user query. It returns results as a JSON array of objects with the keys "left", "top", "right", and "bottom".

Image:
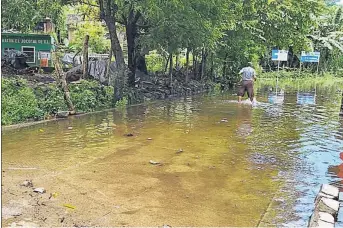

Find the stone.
[
  {"left": 33, "top": 188, "right": 46, "bottom": 194},
  {"left": 318, "top": 212, "right": 335, "bottom": 224},
  {"left": 147, "top": 138, "right": 152, "bottom": 140},
  {"left": 20, "top": 180, "right": 33, "bottom": 188},
  {"left": 308, "top": 211, "right": 335, "bottom": 227},
  {"left": 317, "top": 220, "right": 334, "bottom": 228},
  {"left": 176, "top": 149, "right": 183, "bottom": 153},
  {"left": 316, "top": 198, "right": 339, "bottom": 216},
  {"left": 321, "top": 184, "right": 339, "bottom": 199},
  {"left": 56, "top": 111, "right": 69, "bottom": 118},
  {"left": 125, "top": 133, "right": 134, "bottom": 137},
  {"left": 67, "top": 127, "right": 73, "bottom": 130},
  {"left": 149, "top": 160, "right": 160, "bottom": 165},
  {"left": 315, "top": 192, "right": 335, "bottom": 205}
]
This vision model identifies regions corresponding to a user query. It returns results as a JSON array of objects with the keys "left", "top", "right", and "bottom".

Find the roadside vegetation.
[{"left": 2, "top": 0, "right": 343, "bottom": 125}]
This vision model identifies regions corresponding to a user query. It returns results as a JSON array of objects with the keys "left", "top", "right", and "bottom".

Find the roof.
[{"left": 2, "top": 33, "right": 52, "bottom": 38}]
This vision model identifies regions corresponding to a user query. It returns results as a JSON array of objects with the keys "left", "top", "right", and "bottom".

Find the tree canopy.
[{"left": 2, "top": 0, "right": 343, "bottom": 87}]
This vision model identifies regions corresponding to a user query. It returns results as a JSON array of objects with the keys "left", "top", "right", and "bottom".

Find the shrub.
[
  {"left": 1, "top": 78, "right": 115, "bottom": 125},
  {"left": 34, "top": 84, "right": 67, "bottom": 116},
  {"left": 69, "top": 80, "right": 115, "bottom": 112},
  {"left": 1, "top": 78, "right": 43, "bottom": 125}
]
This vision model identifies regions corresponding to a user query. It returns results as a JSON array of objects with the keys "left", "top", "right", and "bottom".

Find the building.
[{"left": 1, "top": 32, "right": 55, "bottom": 67}]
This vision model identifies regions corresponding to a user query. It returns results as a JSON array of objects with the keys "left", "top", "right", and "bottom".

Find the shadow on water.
[{"left": 1, "top": 79, "right": 343, "bottom": 226}]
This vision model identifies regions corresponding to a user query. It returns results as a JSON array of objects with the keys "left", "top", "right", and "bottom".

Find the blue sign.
[
  {"left": 272, "top": 50, "right": 288, "bottom": 61},
  {"left": 300, "top": 52, "right": 320, "bottom": 63},
  {"left": 297, "top": 92, "right": 316, "bottom": 105},
  {"left": 272, "top": 50, "right": 279, "bottom": 61}
]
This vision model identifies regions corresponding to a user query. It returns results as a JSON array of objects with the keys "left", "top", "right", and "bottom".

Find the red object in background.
[
  {"left": 340, "top": 152, "right": 343, "bottom": 161},
  {"left": 338, "top": 163, "right": 343, "bottom": 178}
]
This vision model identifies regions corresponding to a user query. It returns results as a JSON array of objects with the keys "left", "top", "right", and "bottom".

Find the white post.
[
  {"left": 317, "top": 59, "right": 320, "bottom": 74},
  {"left": 277, "top": 60, "right": 280, "bottom": 85}
]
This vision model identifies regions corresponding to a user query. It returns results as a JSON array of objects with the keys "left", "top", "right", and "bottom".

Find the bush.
[
  {"left": 1, "top": 79, "right": 43, "bottom": 125},
  {"left": 69, "top": 80, "right": 115, "bottom": 112},
  {"left": 34, "top": 84, "right": 67, "bottom": 116},
  {"left": 145, "top": 52, "right": 165, "bottom": 72},
  {"left": 1, "top": 78, "right": 115, "bottom": 125}
]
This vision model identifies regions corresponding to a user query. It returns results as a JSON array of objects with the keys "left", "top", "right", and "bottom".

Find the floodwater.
[{"left": 2, "top": 80, "right": 343, "bottom": 227}]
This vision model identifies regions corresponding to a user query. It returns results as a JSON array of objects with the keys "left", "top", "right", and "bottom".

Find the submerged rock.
[
  {"left": 149, "top": 160, "right": 160, "bottom": 165},
  {"left": 56, "top": 111, "right": 69, "bottom": 118},
  {"left": 176, "top": 149, "right": 183, "bottom": 153},
  {"left": 33, "top": 188, "right": 46, "bottom": 194},
  {"left": 20, "top": 180, "right": 33, "bottom": 188}
]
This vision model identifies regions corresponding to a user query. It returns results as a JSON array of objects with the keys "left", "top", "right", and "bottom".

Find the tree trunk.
[
  {"left": 99, "top": 0, "right": 127, "bottom": 102},
  {"left": 169, "top": 53, "right": 173, "bottom": 87},
  {"left": 200, "top": 48, "right": 207, "bottom": 81},
  {"left": 136, "top": 54, "right": 148, "bottom": 74},
  {"left": 125, "top": 8, "right": 142, "bottom": 87},
  {"left": 176, "top": 53, "right": 180, "bottom": 70},
  {"left": 164, "top": 55, "right": 170, "bottom": 73},
  {"left": 185, "top": 48, "right": 190, "bottom": 83},
  {"left": 126, "top": 9, "right": 136, "bottom": 86},
  {"left": 82, "top": 35, "right": 89, "bottom": 79},
  {"left": 222, "top": 53, "right": 228, "bottom": 77},
  {"left": 340, "top": 92, "right": 343, "bottom": 116},
  {"left": 200, "top": 49, "right": 205, "bottom": 80},
  {"left": 193, "top": 53, "right": 197, "bottom": 80},
  {"left": 52, "top": 52, "right": 76, "bottom": 115},
  {"left": 210, "top": 53, "right": 214, "bottom": 80}
]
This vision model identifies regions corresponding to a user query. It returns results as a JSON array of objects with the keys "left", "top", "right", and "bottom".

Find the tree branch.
[
  {"left": 136, "top": 24, "right": 151, "bottom": 29},
  {"left": 121, "top": 14, "right": 127, "bottom": 25},
  {"left": 133, "top": 11, "right": 141, "bottom": 24}
]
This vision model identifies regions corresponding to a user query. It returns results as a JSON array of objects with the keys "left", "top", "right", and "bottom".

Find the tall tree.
[
  {"left": 1, "top": 0, "right": 65, "bottom": 32},
  {"left": 98, "top": 0, "right": 128, "bottom": 102}
]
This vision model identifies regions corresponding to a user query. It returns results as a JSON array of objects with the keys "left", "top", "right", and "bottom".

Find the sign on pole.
[
  {"left": 300, "top": 51, "right": 321, "bottom": 73},
  {"left": 272, "top": 50, "right": 288, "bottom": 61},
  {"left": 272, "top": 50, "right": 288, "bottom": 80},
  {"left": 300, "top": 51, "right": 320, "bottom": 63}
]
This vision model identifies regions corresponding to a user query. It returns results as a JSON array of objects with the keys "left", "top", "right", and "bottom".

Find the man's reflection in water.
[{"left": 236, "top": 106, "right": 253, "bottom": 138}]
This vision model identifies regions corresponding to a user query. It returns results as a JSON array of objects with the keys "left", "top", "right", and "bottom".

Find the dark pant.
[{"left": 238, "top": 80, "right": 254, "bottom": 98}]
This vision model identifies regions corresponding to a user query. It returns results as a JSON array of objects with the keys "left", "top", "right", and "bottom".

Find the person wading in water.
[{"left": 238, "top": 62, "right": 257, "bottom": 103}]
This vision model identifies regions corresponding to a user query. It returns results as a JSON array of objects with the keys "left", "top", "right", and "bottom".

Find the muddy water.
[{"left": 2, "top": 81, "right": 343, "bottom": 226}]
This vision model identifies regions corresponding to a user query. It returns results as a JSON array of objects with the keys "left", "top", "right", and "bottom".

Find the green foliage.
[
  {"left": 309, "top": 5, "right": 343, "bottom": 71},
  {"left": 115, "top": 97, "right": 128, "bottom": 109},
  {"left": 1, "top": 78, "right": 115, "bottom": 125},
  {"left": 255, "top": 72, "right": 343, "bottom": 90},
  {"left": 145, "top": 52, "right": 165, "bottom": 72},
  {"left": 1, "top": 0, "right": 65, "bottom": 32},
  {"left": 257, "top": 70, "right": 343, "bottom": 79},
  {"left": 69, "top": 80, "right": 115, "bottom": 112},
  {"left": 33, "top": 84, "right": 67, "bottom": 116},
  {"left": 1, "top": 79, "right": 43, "bottom": 125},
  {"left": 69, "top": 21, "right": 110, "bottom": 53}
]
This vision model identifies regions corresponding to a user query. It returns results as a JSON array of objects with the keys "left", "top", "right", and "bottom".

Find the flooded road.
[{"left": 2, "top": 80, "right": 343, "bottom": 226}]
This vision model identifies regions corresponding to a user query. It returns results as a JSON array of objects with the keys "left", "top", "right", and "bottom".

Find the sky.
[{"left": 339, "top": 0, "right": 343, "bottom": 5}]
